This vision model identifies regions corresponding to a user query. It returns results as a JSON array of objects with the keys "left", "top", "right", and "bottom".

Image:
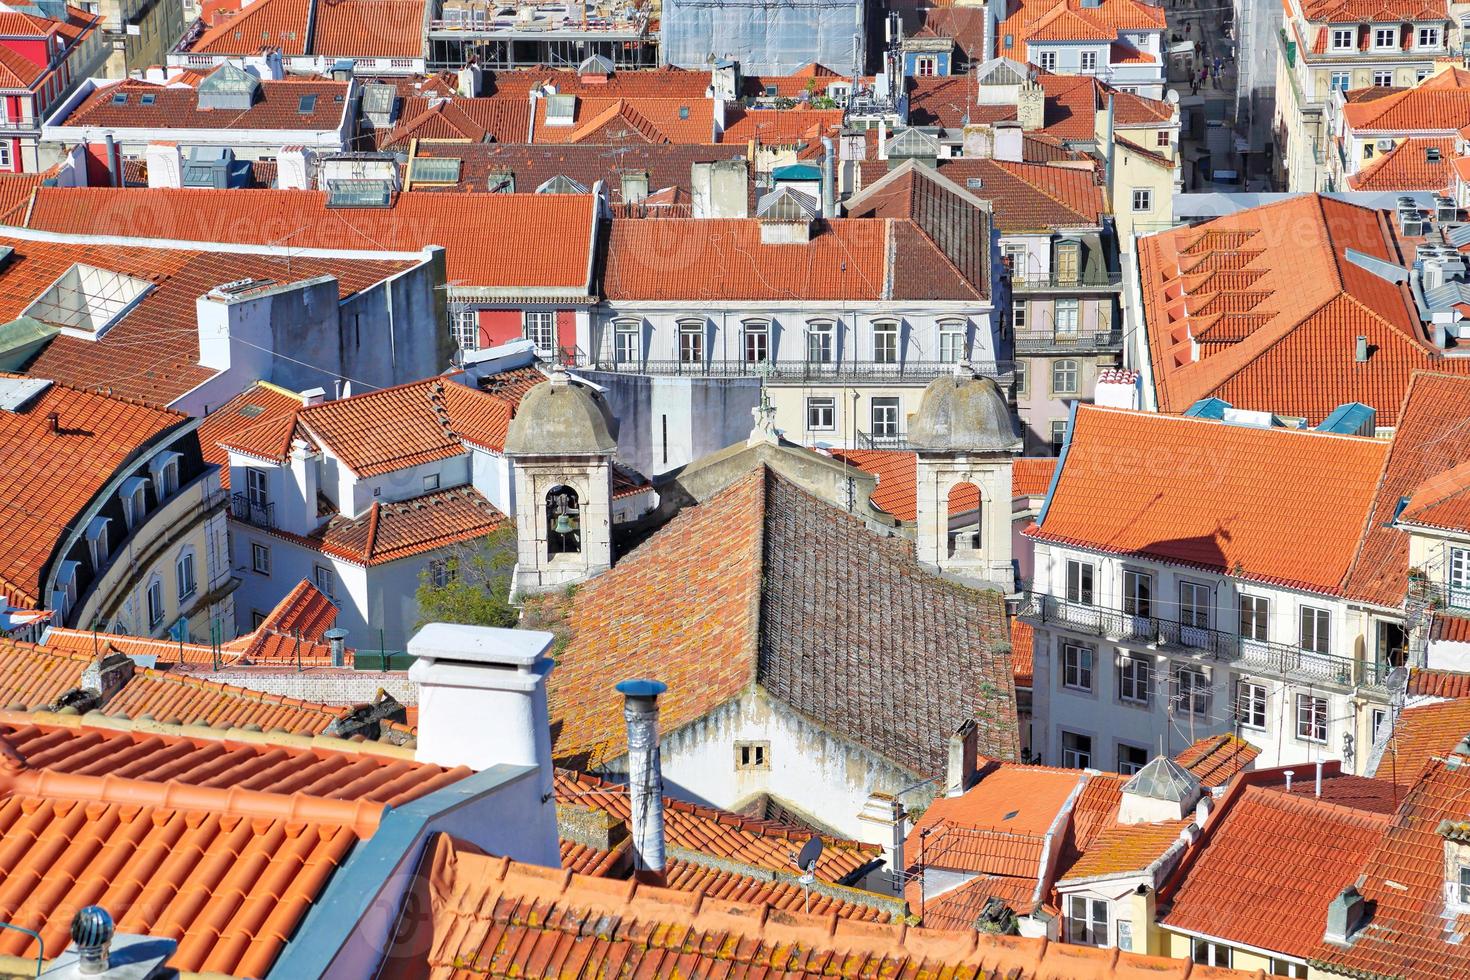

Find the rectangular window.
[
  {"left": 1450, "top": 547, "right": 1469, "bottom": 607},
  {"left": 524, "top": 311, "right": 556, "bottom": 353},
  {"left": 1297, "top": 694, "right": 1328, "bottom": 742},
  {"left": 735, "top": 740, "right": 770, "bottom": 770},
  {"left": 423, "top": 473, "right": 440, "bottom": 492},
  {"left": 870, "top": 397, "right": 900, "bottom": 438},
  {"left": 1193, "top": 940, "right": 1232, "bottom": 967},
  {"left": 1418, "top": 26, "right": 1440, "bottom": 46},
  {"left": 147, "top": 579, "right": 164, "bottom": 628},
  {"left": 1373, "top": 27, "right": 1396, "bottom": 48},
  {"left": 1004, "top": 243, "right": 1028, "bottom": 279},
  {"left": 1119, "top": 653, "right": 1151, "bottom": 705},
  {"left": 614, "top": 322, "right": 639, "bottom": 363},
  {"left": 679, "top": 321, "right": 704, "bottom": 364},
  {"left": 1066, "top": 559, "right": 1094, "bottom": 605},
  {"left": 1269, "top": 960, "right": 1308, "bottom": 979},
  {"left": 939, "top": 321, "right": 967, "bottom": 362},
  {"left": 314, "top": 564, "right": 333, "bottom": 595},
  {"left": 1055, "top": 243, "right": 1080, "bottom": 286},
  {"left": 1299, "top": 606, "right": 1331, "bottom": 654},
  {"left": 1459, "top": 865, "right": 1470, "bottom": 905},
  {"left": 1013, "top": 302, "right": 1027, "bottom": 330},
  {"left": 806, "top": 322, "right": 834, "bottom": 363},
  {"left": 428, "top": 557, "right": 453, "bottom": 588},
  {"left": 1173, "top": 664, "right": 1210, "bottom": 716},
  {"left": 1331, "top": 71, "right": 1350, "bottom": 92},
  {"left": 743, "top": 322, "right": 768, "bottom": 364},
  {"left": 1050, "top": 419, "right": 1068, "bottom": 454},
  {"left": 1055, "top": 298, "right": 1080, "bottom": 334},
  {"left": 246, "top": 468, "right": 269, "bottom": 508},
  {"left": 1131, "top": 188, "right": 1152, "bottom": 213},
  {"left": 1373, "top": 70, "right": 1394, "bottom": 87},
  {"left": 1237, "top": 681, "right": 1268, "bottom": 729},
  {"left": 914, "top": 55, "right": 936, "bottom": 76},
  {"left": 0, "top": 142, "right": 9, "bottom": 170},
  {"left": 1080, "top": 50, "right": 1097, "bottom": 71},
  {"left": 1039, "top": 51, "right": 1057, "bottom": 71},
  {"left": 450, "top": 308, "right": 478, "bottom": 350},
  {"left": 1156, "top": 129, "right": 1170, "bottom": 148},
  {"left": 1240, "top": 595, "right": 1269, "bottom": 641},
  {"left": 1052, "top": 358, "right": 1079, "bottom": 395},
  {"left": 1118, "top": 743, "right": 1148, "bottom": 775},
  {"left": 1123, "top": 570, "right": 1153, "bottom": 618},
  {"left": 874, "top": 321, "right": 899, "bottom": 364},
  {"left": 1061, "top": 730, "right": 1093, "bottom": 769},
  {"left": 1067, "top": 895, "right": 1108, "bottom": 945},
  {"left": 1063, "top": 642, "right": 1094, "bottom": 692},
  {"left": 251, "top": 542, "right": 271, "bottom": 575},
  {"left": 176, "top": 553, "right": 196, "bottom": 601},
  {"left": 1371, "top": 706, "right": 1389, "bottom": 743},
  {"left": 1331, "top": 27, "right": 1354, "bottom": 49},
  {"left": 806, "top": 397, "right": 835, "bottom": 431},
  {"left": 1014, "top": 360, "right": 1028, "bottom": 394}
]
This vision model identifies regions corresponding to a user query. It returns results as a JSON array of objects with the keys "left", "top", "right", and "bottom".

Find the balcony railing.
[
  {"left": 857, "top": 429, "right": 909, "bottom": 449},
  {"left": 1014, "top": 329, "right": 1124, "bottom": 354},
  {"left": 568, "top": 355, "right": 1013, "bottom": 383},
  {"left": 1010, "top": 271, "right": 1123, "bottom": 292},
  {"left": 230, "top": 493, "right": 275, "bottom": 530},
  {"left": 1018, "top": 591, "right": 1384, "bottom": 690}
]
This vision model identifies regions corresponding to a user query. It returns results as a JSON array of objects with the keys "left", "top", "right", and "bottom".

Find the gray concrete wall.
[{"left": 580, "top": 371, "right": 760, "bottom": 477}]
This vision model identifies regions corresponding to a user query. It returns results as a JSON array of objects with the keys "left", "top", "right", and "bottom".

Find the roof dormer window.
[
  {"left": 119, "top": 476, "right": 149, "bottom": 530},
  {"left": 85, "top": 517, "right": 109, "bottom": 573},
  {"left": 1331, "top": 27, "right": 1355, "bottom": 49},
  {"left": 1373, "top": 26, "right": 1398, "bottom": 49}
]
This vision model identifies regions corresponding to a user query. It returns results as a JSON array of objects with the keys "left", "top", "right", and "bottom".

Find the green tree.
[{"left": 415, "top": 527, "right": 518, "bottom": 629}]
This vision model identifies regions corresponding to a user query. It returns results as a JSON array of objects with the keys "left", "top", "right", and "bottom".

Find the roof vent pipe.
[
  {"left": 71, "top": 906, "right": 113, "bottom": 975},
  {"left": 1284, "top": 769, "right": 1294, "bottom": 792},
  {"left": 617, "top": 679, "right": 667, "bottom": 885},
  {"left": 821, "top": 136, "right": 836, "bottom": 219},
  {"left": 1315, "top": 760, "right": 1323, "bottom": 798},
  {"left": 1355, "top": 336, "right": 1369, "bottom": 363},
  {"left": 324, "top": 627, "right": 348, "bottom": 667}
]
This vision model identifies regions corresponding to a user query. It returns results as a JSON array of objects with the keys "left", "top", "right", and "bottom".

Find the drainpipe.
[{"left": 617, "top": 679, "right": 667, "bottom": 885}]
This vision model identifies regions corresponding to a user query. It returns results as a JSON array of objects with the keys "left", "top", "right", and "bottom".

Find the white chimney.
[
  {"left": 408, "top": 625, "right": 558, "bottom": 836},
  {"left": 300, "top": 386, "right": 326, "bottom": 406},
  {"left": 617, "top": 679, "right": 667, "bottom": 884},
  {"left": 993, "top": 120, "right": 1023, "bottom": 163},
  {"left": 1093, "top": 367, "right": 1141, "bottom": 410},
  {"left": 283, "top": 437, "right": 321, "bottom": 534},
  {"left": 277, "top": 146, "right": 315, "bottom": 190},
  {"left": 946, "top": 719, "right": 979, "bottom": 796},
  {"left": 145, "top": 142, "right": 183, "bottom": 189}
]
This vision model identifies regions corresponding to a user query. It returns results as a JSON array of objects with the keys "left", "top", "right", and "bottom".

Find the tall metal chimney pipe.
[
  {"left": 617, "top": 679, "right": 668, "bottom": 884},
  {"left": 821, "top": 136, "right": 836, "bottom": 219}
]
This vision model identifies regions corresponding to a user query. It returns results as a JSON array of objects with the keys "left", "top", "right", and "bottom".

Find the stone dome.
[
  {"left": 504, "top": 366, "right": 618, "bottom": 456},
  {"left": 907, "top": 368, "right": 1021, "bottom": 453}
]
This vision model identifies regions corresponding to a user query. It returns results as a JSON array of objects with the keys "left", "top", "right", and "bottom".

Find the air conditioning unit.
[
  {"left": 1377, "top": 139, "right": 1397, "bottom": 152},
  {"left": 1437, "top": 195, "right": 1458, "bottom": 222},
  {"left": 1401, "top": 209, "right": 1425, "bottom": 236}
]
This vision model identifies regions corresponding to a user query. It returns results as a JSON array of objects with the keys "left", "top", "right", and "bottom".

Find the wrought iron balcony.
[
  {"left": 567, "top": 355, "right": 1013, "bottom": 383},
  {"left": 1018, "top": 591, "right": 1384, "bottom": 690},
  {"left": 1009, "top": 271, "right": 1123, "bottom": 292},
  {"left": 857, "top": 429, "right": 909, "bottom": 449},
  {"left": 229, "top": 493, "right": 275, "bottom": 530},
  {"left": 1013, "top": 328, "right": 1124, "bottom": 354}
]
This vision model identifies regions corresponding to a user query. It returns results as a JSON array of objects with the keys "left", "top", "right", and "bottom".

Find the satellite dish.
[{"left": 795, "top": 836, "right": 824, "bottom": 873}]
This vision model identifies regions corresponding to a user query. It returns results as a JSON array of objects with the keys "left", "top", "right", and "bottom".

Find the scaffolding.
[
  {"left": 427, "top": 0, "right": 658, "bottom": 70},
  {"left": 660, "top": 0, "right": 866, "bottom": 74}
]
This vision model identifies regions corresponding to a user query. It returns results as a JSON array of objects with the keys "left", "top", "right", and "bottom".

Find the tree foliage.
[{"left": 414, "top": 527, "right": 519, "bottom": 629}]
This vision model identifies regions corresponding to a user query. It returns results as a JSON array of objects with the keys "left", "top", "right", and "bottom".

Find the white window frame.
[
  {"left": 523, "top": 311, "right": 556, "bottom": 353},
  {"left": 1449, "top": 546, "right": 1469, "bottom": 608},
  {"left": 251, "top": 541, "right": 271, "bottom": 575},
  {"left": 175, "top": 551, "right": 196, "bottom": 602},
  {"left": 1131, "top": 188, "right": 1152, "bottom": 213},
  {"left": 1061, "top": 730, "right": 1093, "bottom": 769},
  {"left": 1299, "top": 605, "right": 1330, "bottom": 654},
  {"left": 1014, "top": 359, "right": 1028, "bottom": 394},
  {"left": 1080, "top": 50, "right": 1097, "bottom": 72},
  {"left": 1039, "top": 50, "right": 1057, "bottom": 71},
  {"left": 613, "top": 319, "right": 640, "bottom": 364},
  {"left": 1055, "top": 299, "right": 1080, "bottom": 336},
  {"left": 1240, "top": 594, "right": 1270, "bottom": 641},
  {"left": 1180, "top": 580, "right": 1211, "bottom": 629},
  {"left": 146, "top": 577, "right": 165, "bottom": 629},
  {"left": 245, "top": 468, "right": 269, "bottom": 509},
  {"left": 1062, "top": 642, "right": 1094, "bottom": 692},
  {"left": 1050, "top": 419, "right": 1067, "bottom": 454},
  {"left": 806, "top": 396, "right": 835, "bottom": 431},
  {"left": 1418, "top": 25, "right": 1440, "bottom": 47},
  {"left": 86, "top": 518, "right": 109, "bottom": 572},
  {"left": 1373, "top": 26, "right": 1397, "bottom": 49},
  {"left": 1192, "top": 940, "right": 1232, "bottom": 968},
  {"left": 1066, "top": 558, "right": 1095, "bottom": 605},
  {"left": 742, "top": 319, "right": 769, "bottom": 364},
  {"left": 314, "top": 563, "right": 334, "bottom": 596},
  {"left": 1331, "top": 71, "right": 1350, "bottom": 92},
  {"left": 1123, "top": 569, "right": 1153, "bottom": 618},
  {"left": 1066, "top": 894, "right": 1108, "bottom": 945},
  {"left": 1269, "top": 959, "right": 1308, "bottom": 979},
  {"left": 873, "top": 320, "right": 899, "bottom": 364},
  {"left": 1013, "top": 302, "right": 1028, "bottom": 331},
  {"left": 678, "top": 318, "right": 705, "bottom": 364},
  {"left": 914, "top": 54, "right": 937, "bottom": 77},
  {"left": 1237, "top": 680, "right": 1268, "bottom": 729},
  {"left": 1296, "top": 693, "right": 1328, "bottom": 743},
  {"left": 1372, "top": 69, "right": 1394, "bottom": 87},
  {"left": 1331, "top": 27, "right": 1354, "bottom": 49},
  {"left": 870, "top": 397, "right": 900, "bottom": 438},
  {"left": 806, "top": 319, "right": 835, "bottom": 363},
  {"left": 1118, "top": 653, "right": 1151, "bottom": 705},
  {"left": 1117, "top": 743, "right": 1148, "bottom": 776},
  {"left": 1052, "top": 358, "right": 1079, "bottom": 395},
  {"left": 450, "top": 307, "right": 478, "bottom": 351},
  {"left": 1003, "top": 242, "right": 1029, "bottom": 279},
  {"left": 1173, "top": 664, "right": 1210, "bottom": 716},
  {"left": 938, "top": 319, "right": 967, "bottom": 363}
]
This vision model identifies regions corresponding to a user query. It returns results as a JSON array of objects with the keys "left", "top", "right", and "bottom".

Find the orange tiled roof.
[
  {"left": 104, "top": 668, "right": 351, "bottom": 733},
  {"left": 1013, "top": 458, "right": 1057, "bottom": 497},
  {"left": 0, "top": 174, "right": 41, "bottom": 217},
  {"left": 1010, "top": 618, "right": 1034, "bottom": 688},
  {"left": 1301, "top": 0, "right": 1445, "bottom": 22},
  {"left": 63, "top": 77, "right": 349, "bottom": 132},
  {"left": 1431, "top": 616, "right": 1470, "bottom": 644},
  {"left": 0, "top": 762, "right": 377, "bottom": 976},
  {"left": 0, "top": 710, "right": 466, "bottom": 804},
  {"left": 720, "top": 107, "right": 844, "bottom": 144},
  {"left": 1029, "top": 406, "right": 1390, "bottom": 594},
  {"left": 0, "top": 378, "right": 182, "bottom": 609},
  {"left": 482, "top": 65, "right": 715, "bottom": 100},
  {"left": 997, "top": 0, "right": 1164, "bottom": 59},
  {"left": 308, "top": 485, "right": 508, "bottom": 566},
  {"left": 1059, "top": 818, "right": 1188, "bottom": 881},
  {"left": 1136, "top": 194, "right": 1469, "bottom": 425},
  {"left": 1377, "top": 697, "right": 1470, "bottom": 787},
  {"left": 1411, "top": 665, "right": 1470, "bottom": 696},
  {"left": 1163, "top": 784, "right": 1390, "bottom": 958},
  {"left": 825, "top": 451, "right": 1053, "bottom": 523},
  {"left": 1347, "top": 136, "right": 1454, "bottom": 191},
  {"left": 1399, "top": 457, "right": 1470, "bottom": 533},
  {"left": 383, "top": 833, "right": 1263, "bottom": 979},
  {"left": 1311, "top": 757, "right": 1470, "bottom": 977},
  {"left": 659, "top": 859, "right": 892, "bottom": 921},
  {"left": 554, "top": 769, "right": 879, "bottom": 882},
  {"left": 0, "top": 640, "right": 91, "bottom": 709},
  {"left": 312, "top": 0, "right": 424, "bottom": 57},
  {"left": 1173, "top": 733, "right": 1260, "bottom": 788},
  {"left": 377, "top": 96, "right": 532, "bottom": 148},
  {"left": 197, "top": 382, "right": 302, "bottom": 490},
  {"left": 919, "top": 159, "right": 1106, "bottom": 233},
  {"left": 1342, "top": 372, "right": 1470, "bottom": 606},
  {"left": 1343, "top": 68, "right": 1470, "bottom": 133},
  {"left": 532, "top": 96, "right": 715, "bottom": 144},
  {"left": 188, "top": 0, "right": 311, "bottom": 53},
  {"left": 14, "top": 188, "right": 598, "bottom": 293}
]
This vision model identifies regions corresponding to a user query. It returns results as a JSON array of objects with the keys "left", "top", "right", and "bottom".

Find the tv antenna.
[{"left": 791, "top": 836, "right": 824, "bottom": 914}]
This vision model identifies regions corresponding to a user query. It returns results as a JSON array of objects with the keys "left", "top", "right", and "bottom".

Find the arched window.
[
  {"left": 546, "top": 485, "right": 581, "bottom": 557},
  {"left": 1052, "top": 359, "right": 1080, "bottom": 396},
  {"left": 947, "top": 482, "right": 981, "bottom": 558}
]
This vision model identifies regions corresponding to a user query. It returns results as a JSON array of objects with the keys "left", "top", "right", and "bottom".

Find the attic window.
[
  {"left": 298, "top": 94, "right": 318, "bottom": 114},
  {"left": 735, "top": 741, "right": 769, "bottom": 770},
  {"left": 410, "top": 157, "right": 462, "bottom": 183},
  {"left": 140, "top": 93, "right": 155, "bottom": 105},
  {"left": 764, "top": 85, "right": 778, "bottom": 97},
  {"left": 678, "top": 105, "right": 690, "bottom": 119},
  {"left": 23, "top": 264, "right": 153, "bottom": 341},
  {"left": 1428, "top": 146, "right": 1443, "bottom": 163},
  {"left": 544, "top": 94, "right": 576, "bottom": 126},
  {"left": 967, "top": 177, "right": 983, "bottom": 190},
  {"left": 111, "top": 92, "right": 127, "bottom": 104},
  {"left": 326, "top": 179, "right": 393, "bottom": 208}
]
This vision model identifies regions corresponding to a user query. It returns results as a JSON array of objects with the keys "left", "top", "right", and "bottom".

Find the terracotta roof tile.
[
  {"left": 0, "top": 378, "right": 182, "bottom": 609},
  {"left": 1377, "top": 697, "right": 1470, "bottom": 787},
  {"left": 105, "top": 669, "right": 349, "bottom": 733},
  {"left": 15, "top": 188, "right": 597, "bottom": 294},
  {"left": 0, "top": 174, "right": 41, "bottom": 219},
  {"left": 1060, "top": 818, "right": 1188, "bottom": 881},
  {"left": 1311, "top": 758, "right": 1470, "bottom": 976},
  {"left": 659, "top": 859, "right": 892, "bottom": 921},
  {"left": 1010, "top": 618, "right": 1034, "bottom": 687},
  {"left": 0, "top": 640, "right": 91, "bottom": 709},
  {"left": 1400, "top": 457, "right": 1470, "bottom": 533},
  {"left": 312, "top": 0, "right": 424, "bottom": 57},
  {"left": 532, "top": 96, "right": 715, "bottom": 144},
  {"left": 997, "top": 0, "right": 1164, "bottom": 58},
  {"left": 1343, "top": 68, "right": 1470, "bottom": 133},
  {"left": 483, "top": 65, "right": 715, "bottom": 100},
  {"left": 720, "top": 107, "right": 844, "bottom": 145},
  {"left": 1163, "top": 785, "right": 1389, "bottom": 957},
  {"left": 1013, "top": 458, "right": 1057, "bottom": 497},
  {"left": 63, "top": 78, "right": 349, "bottom": 131},
  {"left": 1431, "top": 616, "right": 1470, "bottom": 644},
  {"left": 187, "top": 0, "right": 311, "bottom": 54},
  {"left": 383, "top": 834, "right": 1262, "bottom": 979},
  {"left": 826, "top": 451, "right": 1052, "bottom": 523},
  {"left": 308, "top": 485, "right": 507, "bottom": 565},
  {"left": 1030, "top": 406, "right": 1390, "bottom": 594},
  {"left": 1173, "top": 734, "right": 1259, "bottom": 788},
  {"left": 376, "top": 96, "right": 530, "bottom": 148},
  {"left": 1347, "top": 136, "right": 1455, "bottom": 191},
  {"left": 197, "top": 382, "right": 302, "bottom": 489}
]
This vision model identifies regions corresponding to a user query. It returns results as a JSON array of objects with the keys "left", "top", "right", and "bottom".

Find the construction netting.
[{"left": 661, "top": 0, "right": 866, "bottom": 75}]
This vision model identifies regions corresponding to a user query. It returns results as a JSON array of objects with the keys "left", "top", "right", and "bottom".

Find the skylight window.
[
  {"left": 409, "top": 157, "right": 462, "bottom": 184},
  {"left": 111, "top": 92, "right": 127, "bottom": 104},
  {"left": 298, "top": 94, "right": 318, "bottom": 114},
  {"left": 23, "top": 264, "right": 153, "bottom": 341},
  {"left": 326, "top": 179, "right": 393, "bottom": 208},
  {"left": 544, "top": 94, "right": 576, "bottom": 126},
  {"left": 678, "top": 105, "right": 689, "bottom": 119},
  {"left": 140, "top": 93, "right": 155, "bottom": 105}
]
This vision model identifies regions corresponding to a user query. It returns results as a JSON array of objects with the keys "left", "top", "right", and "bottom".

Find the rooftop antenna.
[{"left": 792, "top": 836, "right": 824, "bottom": 913}]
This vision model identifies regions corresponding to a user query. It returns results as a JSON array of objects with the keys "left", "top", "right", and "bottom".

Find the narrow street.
[{"left": 1161, "top": 0, "right": 1249, "bottom": 190}]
